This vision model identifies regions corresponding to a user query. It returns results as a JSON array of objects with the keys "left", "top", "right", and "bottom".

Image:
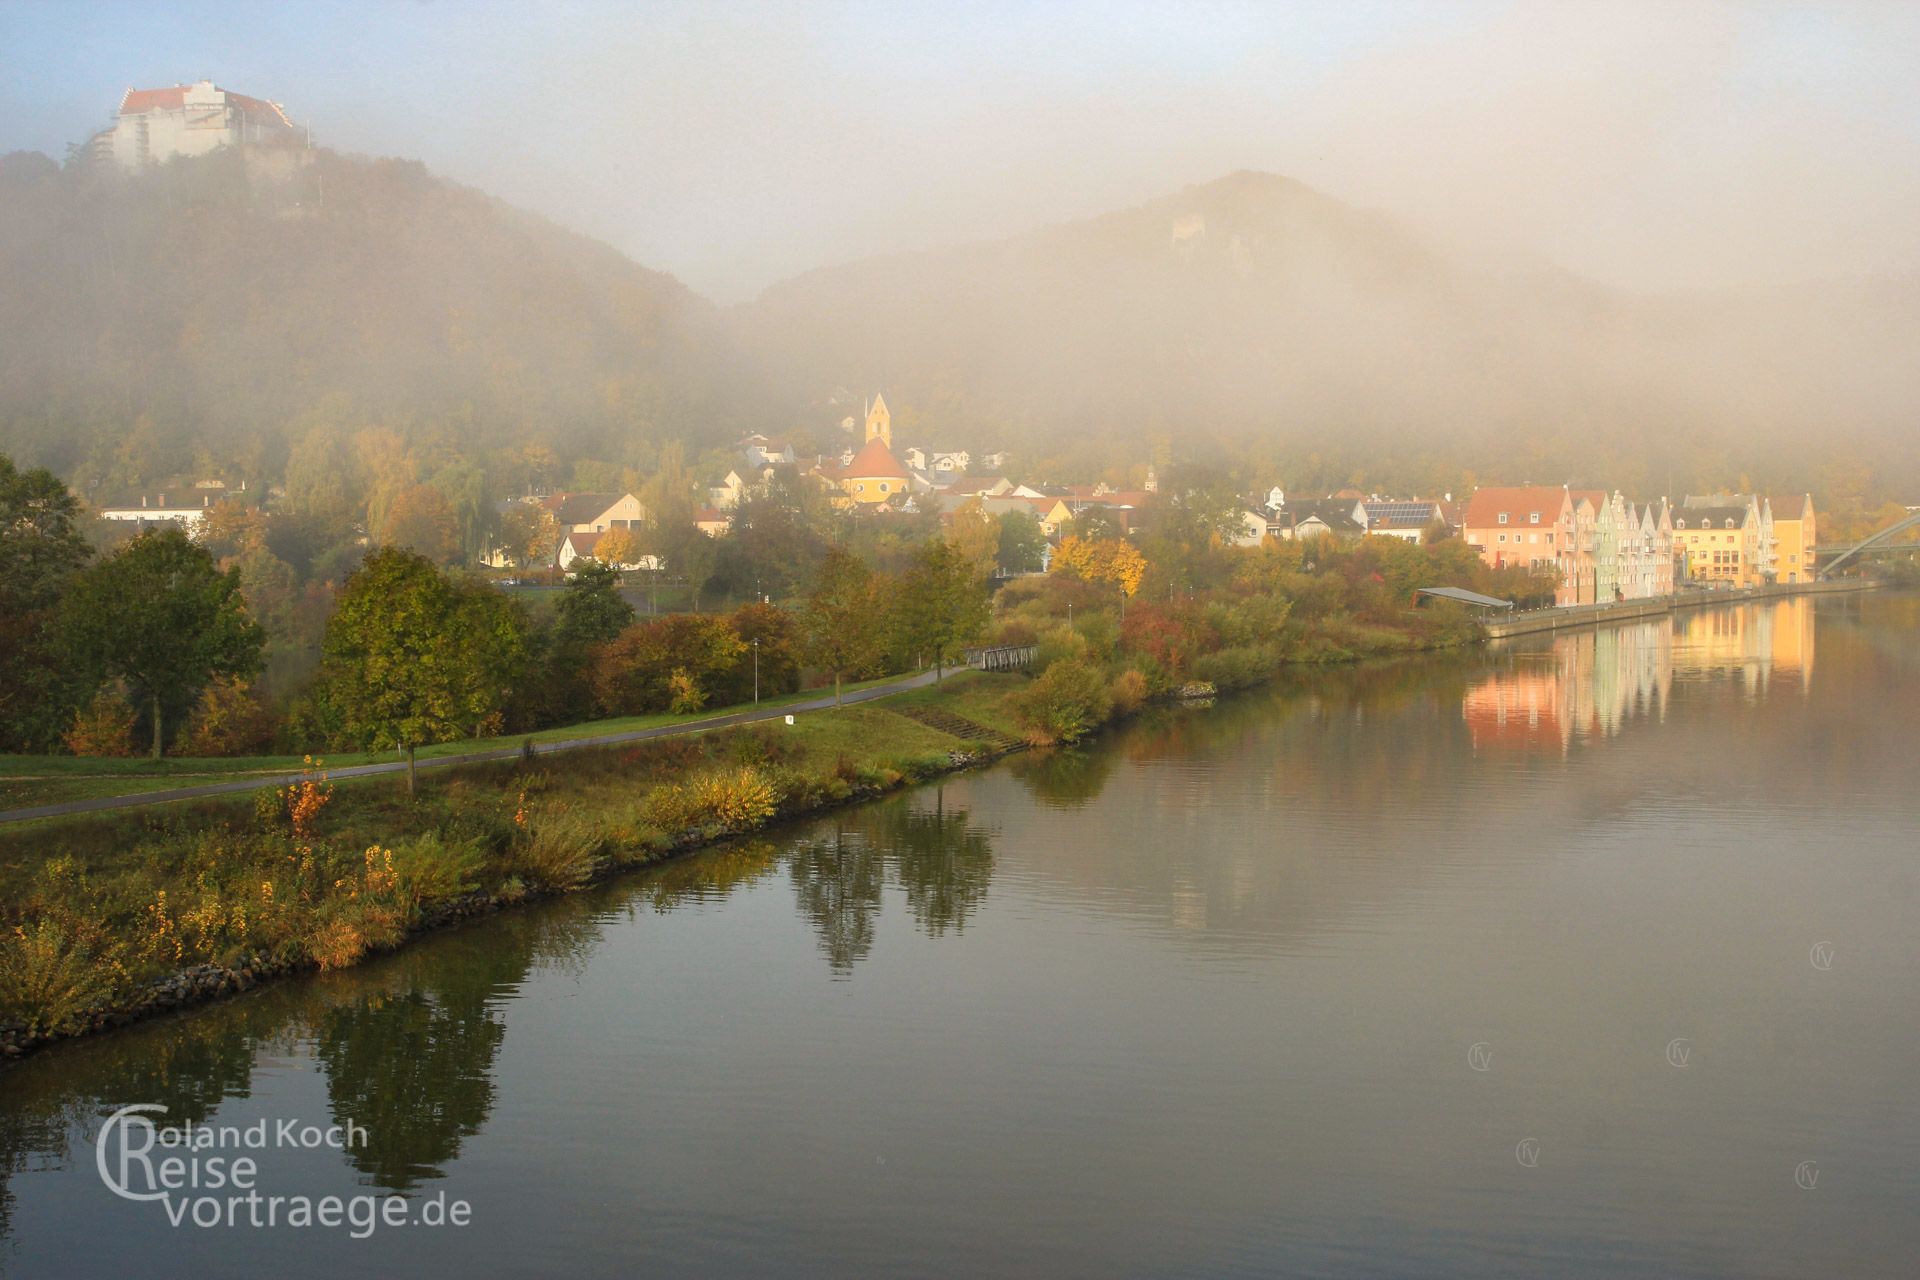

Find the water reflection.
[
  {"left": 789, "top": 788, "right": 1000, "bottom": 972},
  {"left": 1466, "top": 598, "right": 1820, "bottom": 754}
]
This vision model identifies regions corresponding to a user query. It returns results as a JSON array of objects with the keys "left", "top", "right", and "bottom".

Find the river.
[{"left": 2, "top": 592, "right": 1916, "bottom": 1278}]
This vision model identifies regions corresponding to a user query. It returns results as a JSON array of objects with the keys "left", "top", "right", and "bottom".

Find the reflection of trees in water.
[
  {"left": 317, "top": 907, "right": 603, "bottom": 1193},
  {"left": 789, "top": 791, "right": 999, "bottom": 972},
  {"left": 875, "top": 792, "right": 995, "bottom": 937},
  {"left": 1009, "top": 746, "right": 1119, "bottom": 807},
  {"left": 0, "top": 990, "right": 298, "bottom": 1249},
  {"left": 789, "top": 824, "right": 885, "bottom": 975},
  {"left": 634, "top": 840, "right": 782, "bottom": 913}
]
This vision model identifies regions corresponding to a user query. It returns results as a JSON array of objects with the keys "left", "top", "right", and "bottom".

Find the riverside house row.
[{"left": 1463, "top": 486, "right": 1816, "bottom": 606}]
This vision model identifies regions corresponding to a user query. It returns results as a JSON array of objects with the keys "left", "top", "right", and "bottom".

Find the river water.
[{"left": 2, "top": 593, "right": 1916, "bottom": 1278}]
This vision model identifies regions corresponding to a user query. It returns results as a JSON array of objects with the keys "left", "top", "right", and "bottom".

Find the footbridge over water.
[{"left": 1816, "top": 510, "right": 1920, "bottom": 578}]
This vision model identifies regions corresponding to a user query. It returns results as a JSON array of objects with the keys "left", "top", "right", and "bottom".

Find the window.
[
  {"left": 1725, "top": 519, "right": 1735, "bottom": 529},
  {"left": 1498, "top": 513, "right": 1508, "bottom": 524},
  {"left": 1529, "top": 512, "right": 1541, "bottom": 524},
  {"left": 1497, "top": 533, "right": 1506, "bottom": 543}
]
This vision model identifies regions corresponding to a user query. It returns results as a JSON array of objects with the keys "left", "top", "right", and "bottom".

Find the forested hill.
[{"left": 0, "top": 147, "right": 760, "bottom": 494}]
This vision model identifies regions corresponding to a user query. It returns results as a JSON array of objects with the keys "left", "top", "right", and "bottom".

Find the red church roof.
[{"left": 845, "top": 437, "right": 909, "bottom": 481}]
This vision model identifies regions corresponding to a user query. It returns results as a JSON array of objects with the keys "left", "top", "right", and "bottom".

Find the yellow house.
[
  {"left": 1673, "top": 498, "right": 1765, "bottom": 588},
  {"left": 1767, "top": 494, "right": 1817, "bottom": 584}
]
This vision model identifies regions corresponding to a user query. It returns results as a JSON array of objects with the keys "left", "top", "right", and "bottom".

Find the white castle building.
[{"left": 87, "top": 81, "right": 300, "bottom": 170}]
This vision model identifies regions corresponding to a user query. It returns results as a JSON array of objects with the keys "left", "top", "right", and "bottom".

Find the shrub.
[
  {"left": 307, "top": 916, "right": 368, "bottom": 971},
  {"left": 391, "top": 832, "right": 487, "bottom": 906},
  {"left": 183, "top": 678, "right": 277, "bottom": 756},
  {"left": 1032, "top": 623, "right": 1089, "bottom": 675},
  {"left": 63, "top": 687, "right": 137, "bottom": 757},
  {"left": 1191, "top": 644, "right": 1279, "bottom": 692},
  {"left": 0, "top": 921, "right": 117, "bottom": 1033},
  {"left": 1010, "top": 658, "right": 1115, "bottom": 746},
  {"left": 643, "top": 766, "right": 778, "bottom": 832},
  {"left": 512, "top": 813, "right": 605, "bottom": 892},
  {"left": 1109, "top": 668, "right": 1150, "bottom": 717},
  {"left": 690, "top": 766, "right": 777, "bottom": 828}
]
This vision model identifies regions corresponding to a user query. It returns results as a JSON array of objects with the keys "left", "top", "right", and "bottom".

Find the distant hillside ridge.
[{"left": 0, "top": 146, "right": 761, "bottom": 491}]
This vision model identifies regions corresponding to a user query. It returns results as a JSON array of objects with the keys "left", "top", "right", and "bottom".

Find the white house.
[{"left": 97, "top": 490, "right": 228, "bottom": 534}]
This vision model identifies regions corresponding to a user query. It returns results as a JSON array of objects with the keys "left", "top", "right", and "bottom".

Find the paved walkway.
[{"left": 0, "top": 668, "right": 949, "bottom": 825}]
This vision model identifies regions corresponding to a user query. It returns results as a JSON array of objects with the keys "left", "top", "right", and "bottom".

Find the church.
[{"left": 822, "top": 392, "right": 911, "bottom": 507}]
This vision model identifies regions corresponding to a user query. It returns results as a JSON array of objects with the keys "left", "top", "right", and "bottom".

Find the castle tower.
[{"left": 864, "top": 392, "right": 892, "bottom": 449}]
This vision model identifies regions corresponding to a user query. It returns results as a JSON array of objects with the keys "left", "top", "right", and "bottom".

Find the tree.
[
  {"left": 894, "top": 538, "right": 990, "bottom": 681},
  {"left": 499, "top": 503, "right": 560, "bottom": 569},
  {"left": 590, "top": 614, "right": 744, "bottom": 716},
  {"left": 1052, "top": 534, "right": 1147, "bottom": 615},
  {"left": 945, "top": 497, "right": 999, "bottom": 575},
  {"left": 802, "top": 547, "right": 888, "bottom": 705},
  {"left": 715, "top": 601, "right": 803, "bottom": 705},
  {"left": 593, "top": 525, "right": 644, "bottom": 570},
  {"left": 63, "top": 528, "right": 265, "bottom": 758},
  {"left": 321, "top": 548, "right": 525, "bottom": 793},
  {"left": 538, "top": 561, "right": 635, "bottom": 724},
  {"left": 0, "top": 454, "right": 93, "bottom": 751},
  {"left": 382, "top": 482, "right": 461, "bottom": 565},
  {"left": 995, "top": 509, "right": 1047, "bottom": 574}
]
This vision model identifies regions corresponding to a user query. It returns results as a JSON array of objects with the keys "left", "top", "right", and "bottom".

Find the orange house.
[{"left": 1462, "top": 486, "right": 1578, "bottom": 605}]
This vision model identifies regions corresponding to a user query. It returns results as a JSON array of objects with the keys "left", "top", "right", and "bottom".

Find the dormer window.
[
  {"left": 1497, "top": 513, "right": 1508, "bottom": 524},
  {"left": 1529, "top": 512, "right": 1540, "bottom": 524},
  {"left": 1724, "top": 518, "right": 1735, "bottom": 529}
]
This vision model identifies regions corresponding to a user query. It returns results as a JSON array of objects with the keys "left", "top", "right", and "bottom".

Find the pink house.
[{"left": 1462, "top": 486, "right": 1579, "bottom": 606}]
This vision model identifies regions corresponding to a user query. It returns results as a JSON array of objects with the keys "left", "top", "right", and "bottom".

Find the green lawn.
[{"left": 0, "top": 670, "right": 959, "bottom": 811}]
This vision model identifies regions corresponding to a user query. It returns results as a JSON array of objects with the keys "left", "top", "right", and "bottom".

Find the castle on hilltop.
[{"left": 84, "top": 80, "right": 302, "bottom": 171}]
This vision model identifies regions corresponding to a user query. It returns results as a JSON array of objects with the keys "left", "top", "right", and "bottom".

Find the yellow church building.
[{"left": 821, "top": 392, "right": 911, "bottom": 507}]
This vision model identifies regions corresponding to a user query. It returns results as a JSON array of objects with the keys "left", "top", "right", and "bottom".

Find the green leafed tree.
[
  {"left": 802, "top": 546, "right": 887, "bottom": 705},
  {"left": 62, "top": 527, "right": 265, "bottom": 758},
  {"left": 320, "top": 547, "right": 527, "bottom": 793},
  {"left": 0, "top": 454, "right": 94, "bottom": 750},
  {"left": 893, "top": 538, "right": 990, "bottom": 682}
]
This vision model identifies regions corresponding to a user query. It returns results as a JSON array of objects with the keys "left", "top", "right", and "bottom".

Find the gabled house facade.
[{"left": 1462, "top": 486, "right": 1578, "bottom": 604}]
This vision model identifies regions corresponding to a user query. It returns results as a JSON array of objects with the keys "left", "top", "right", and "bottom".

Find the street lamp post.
[{"left": 752, "top": 637, "right": 760, "bottom": 705}]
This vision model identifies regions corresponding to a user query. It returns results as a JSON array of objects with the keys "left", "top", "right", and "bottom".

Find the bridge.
[{"left": 1817, "top": 510, "right": 1920, "bottom": 577}]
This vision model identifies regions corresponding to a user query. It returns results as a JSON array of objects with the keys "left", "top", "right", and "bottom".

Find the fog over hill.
[
  {"left": 0, "top": 151, "right": 1914, "bottom": 496},
  {"left": 0, "top": 147, "right": 759, "bottom": 491},
  {"left": 737, "top": 170, "right": 1920, "bottom": 491}
]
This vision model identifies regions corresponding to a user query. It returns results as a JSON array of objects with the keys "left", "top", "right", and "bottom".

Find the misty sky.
[{"left": 4, "top": 0, "right": 1918, "bottom": 303}]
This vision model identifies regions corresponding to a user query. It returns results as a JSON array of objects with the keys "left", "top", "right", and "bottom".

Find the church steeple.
[{"left": 864, "top": 392, "right": 891, "bottom": 449}]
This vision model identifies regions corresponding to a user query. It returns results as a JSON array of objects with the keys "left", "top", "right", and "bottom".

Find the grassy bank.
[
  {"left": 0, "top": 671, "right": 1029, "bottom": 1053},
  {"left": 0, "top": 605, "right": 1468, "bottom": 1059},
  {"left": 0, "top": 671, "right": 923, "bottom": 810}
]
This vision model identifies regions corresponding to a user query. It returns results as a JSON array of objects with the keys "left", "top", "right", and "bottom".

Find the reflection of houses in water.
[
  {"left": 1671, "top": 598, "right": 1816, "bottom": 697},
  {"left": 1467, "top": 601, "right": 1817, "bottom": 753},
  {"left": 1466, "top": 621, "right": 1673, "bottom": 754}
]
